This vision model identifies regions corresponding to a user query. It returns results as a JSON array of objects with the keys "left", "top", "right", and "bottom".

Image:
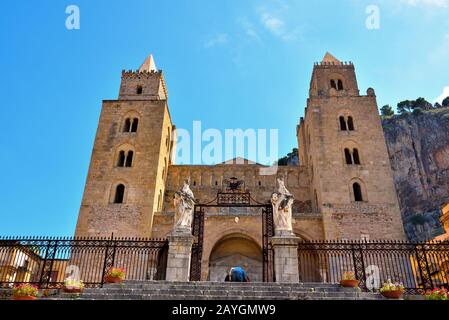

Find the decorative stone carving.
[
  {"left": 173, "top": 180, "right": 195, "bottom": 233},
  {"left": 271, "top": 178, "right": 294, "bottom": 236}
]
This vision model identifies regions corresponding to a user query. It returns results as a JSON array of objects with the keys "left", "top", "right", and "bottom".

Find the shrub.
[
  {"left": 379, "top": 279, "right": 404, "bottom": 293},
  {"left": 425, "top": 287, "right": 448, "bottom": 300},
  {"left": 106, "top": 267, "right": 126, "bottom": 279},
  {"left": 342, "top": 271, "right": 356, "bottom": 280},
  {"left": 12, "top": 284, "right": 39, "bottom": 297}
]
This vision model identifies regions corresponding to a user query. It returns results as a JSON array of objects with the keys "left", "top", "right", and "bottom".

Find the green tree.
[
  {"left": 380, "top": 104, "right": 394, "bottom": 116},
  {"left": 442, "top": 96, "right": 449, "bottom": 107},
  {"left": 414, "top": 97, "right": 433, "bottom": 111},
  {"left": 397, "top": 100, "right": 414, "bottom": 114}
]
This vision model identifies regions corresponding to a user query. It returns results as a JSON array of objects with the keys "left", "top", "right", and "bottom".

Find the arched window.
[
  {"left": 353, "top": 183, "right": 363, "bottom": 202},
  {"left": 337, "top": 79, "right": 344, "bottom": 91},
  {"left": 330, "top": 80, "right": 337, "bottom": 90},
  {"left": 131, "top": 118, "right": 139, "bottom": 133},
  {"left": 344, "top": 148, "right": 352, "bottom": 165},
  {"left": 117, "top": 150, "right": 134, "bottom": 167},
  {"left": 114, "top": 184, "right": 125, "bottom": 204},
  {"left": 123, "top": 118, "right": 131, "bottom": 133},
  {"left": 136, "top": 86, "right": 143, "bottom": 94},
  {"left": 353, "top": 149, "right": 361, "bottom": 165},
  {"left": 117, "top": 151, "right": 126, "bottom": 167},
  {"left": 125, "top": 151, "right": 133, "bottom": 167},
  {"left": 347, "top": 116, "right": 355, "bottom": 131},
  {"left": 339, "top": 116, "right": 347, "bottom": 131}
]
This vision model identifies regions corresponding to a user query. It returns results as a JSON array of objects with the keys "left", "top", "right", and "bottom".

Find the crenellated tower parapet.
[{"left": 119, "top": 55, "right": 168, "bottom": 100}]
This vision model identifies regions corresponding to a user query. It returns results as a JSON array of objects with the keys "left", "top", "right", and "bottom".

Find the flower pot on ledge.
[
  {"left": 104, "top": 276, "right": 123, "bottom": 284},
  {"left": 63, "top": 287, "right": 83, "bottom": 294},
  {"left": 12, "top": 295, "right": 37, "bottom": 300},
  {"left": 381, "top": 290, "right": 404, "bottom": 299},
  {"left": 340, "top": 279, "right": 360, "bottom": 288}
]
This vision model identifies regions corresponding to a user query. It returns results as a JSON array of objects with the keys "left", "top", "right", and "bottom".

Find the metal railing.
[
  {"left": 0, "top": 236, "right": 168, "bottom": 289},
  {"left": 297, "top": 240, "right": 449, "bottom": 294}
]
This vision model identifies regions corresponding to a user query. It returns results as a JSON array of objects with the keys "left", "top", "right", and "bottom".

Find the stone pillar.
[
  {"left": 166, "top": 231, "right": 194, "bottom": 282},
  {"left": 271, "top": 235, "right": 300, "bottom": 283}
]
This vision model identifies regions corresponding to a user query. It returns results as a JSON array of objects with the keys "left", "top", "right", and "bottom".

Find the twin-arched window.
[
  {"left": 117, "top": 150, "right": 134, "bottom": 167},
  {"left": 123, "top": 118, "right": 139, "bottom": 133},
  {"left": 339, "top": 116, "right": 355, "bottom": 131},
  {"left": 344, "top": 148, "right": 361, "bottom": 165},
  {"left": 330, "top": 79, "right": 344, "bottom": 91}
]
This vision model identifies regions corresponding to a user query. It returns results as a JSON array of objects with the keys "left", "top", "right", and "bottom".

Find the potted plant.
[
  {"left": 63, "top": 278, "right": 85, "bottom": 294},
  {"left": 425, "top": 287, "right": 449, "bottom": 300},
  {"left": 104, "top": 267, "right": 126, "bottom": 284},
  {"left": 379, "top": 279, "right": 405, "bottom": 299},
  {"left": 340, "top": 271, "right": 359, "bottom": 288},
  {"left": 11, "top": 284, "right": 39, "bottom": 300}
]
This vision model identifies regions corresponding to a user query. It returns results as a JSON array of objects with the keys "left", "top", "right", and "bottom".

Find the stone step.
[
  {"left": 76, "top": 290, "right": 363, "bottom": 297},
  {"left": 103, "top": 282, "right": 349, "bottom": 290},
  {"left": 109, "top": 281, "right": 342, "bottom": 287},
  {"left": 87, "top": 286, "right": 358, "bottom": 294},
  {"left": 52, "top": 281, "right": 395, "bottom": 301},
  {"left": 63, "top": 292, "right": 382, "bottom": 301}
]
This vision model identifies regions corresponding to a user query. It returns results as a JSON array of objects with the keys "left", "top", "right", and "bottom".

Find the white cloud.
[
  {"left": 399, "top": 0, "right": 448, "bottom": 7},
  {"left": 260, "top": 12, "right": 285, "bottom": 36},
  {"left": 434, "top": 86, "right": 449, "bottom": 104},
  {"left": 256, "top": 6, "right": 301, "bottom": 41},
  {"left": 203, "top": 33, "right": 229, "bottom": 48},
  {"left": 237, "top": 17, "right": 261, "bottom": 42}
]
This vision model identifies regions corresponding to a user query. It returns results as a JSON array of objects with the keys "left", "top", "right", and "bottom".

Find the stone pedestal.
[
  {"left": 271, "top": 235, "right": 300, "bottom": 283},
  {"left": 166, "top": 231, "right": 194, "bottom": 282}
]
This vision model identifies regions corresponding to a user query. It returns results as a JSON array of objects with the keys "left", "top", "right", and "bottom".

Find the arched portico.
[{"left": 207, "top": 233, "right": 263, "bottom": 282}]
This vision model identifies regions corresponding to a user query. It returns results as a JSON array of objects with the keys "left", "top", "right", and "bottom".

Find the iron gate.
[{"left": 189, "top": 180, "right": 275, "bottom": 282}]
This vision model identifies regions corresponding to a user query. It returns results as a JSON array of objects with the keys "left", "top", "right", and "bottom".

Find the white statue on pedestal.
[
  {"left": 271, "top": 178, "right": 294, "bottom": 236},
  {"left": 173, "top": 180, "right": 195, "bottom": 233}
]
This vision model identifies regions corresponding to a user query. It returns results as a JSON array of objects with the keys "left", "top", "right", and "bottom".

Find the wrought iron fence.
[
  {"left": 0, "top": 236, "right": 168, "bottom": 289},
  {"left": 297, "top": 240, "right": 449, "bottom": 294}
]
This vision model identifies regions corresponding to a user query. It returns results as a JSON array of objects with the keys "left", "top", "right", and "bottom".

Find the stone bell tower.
[
  {"left": 297, "top": 52, "right": 406, "bottom": 240},
  {"left": 75, "top": 55, "right": 174, "bottom": 238}
]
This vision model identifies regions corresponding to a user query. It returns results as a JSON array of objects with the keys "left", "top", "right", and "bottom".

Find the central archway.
[{"left": 207, "top": 233, "right": 263, "bottom": 282}]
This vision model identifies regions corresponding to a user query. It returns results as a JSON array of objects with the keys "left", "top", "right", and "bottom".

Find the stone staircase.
[{"left": 57, "top": 281, "right": 389, "bottom": 300}]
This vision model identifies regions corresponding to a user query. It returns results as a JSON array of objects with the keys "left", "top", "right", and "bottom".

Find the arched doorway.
[{"left": 208, "top": 234, "right": 263, "bottom": 282}]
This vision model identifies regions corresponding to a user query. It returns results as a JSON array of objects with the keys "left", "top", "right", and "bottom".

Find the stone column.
[
  {"left": 166, "top": 231, "right": 194, "bottom": 282},
  {"left": 271, "top": 235, "right": 300, "bottom": 283}
]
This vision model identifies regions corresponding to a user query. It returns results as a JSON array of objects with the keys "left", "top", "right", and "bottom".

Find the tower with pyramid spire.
[
  {"left": 75, "top": 55, "right": 174, "bottom": 238},
  {"left": 308, "top": 52, "right": 359, "bottom": 98},
  {"left": 119, "top": 54, "right": 168, "bottom": 101},
  {"left": 297, "top": 52, "right": 406, "bottom": 240}
]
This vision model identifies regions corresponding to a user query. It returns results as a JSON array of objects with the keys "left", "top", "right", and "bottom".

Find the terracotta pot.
[
  {"left": 12, "top": 295, "right": 37, "bottom": 301},
  {"left": 381, "top": 290, "right": 404, "bottom": 299},
  {"left": 104, "top": 276, "right": 123, "bottom": 284},
  {"left": 63, "top": 287, "right": 83, "bottom": 294},
  {"left": 340, "top": 279, "right": 360, "bottom": 288}
]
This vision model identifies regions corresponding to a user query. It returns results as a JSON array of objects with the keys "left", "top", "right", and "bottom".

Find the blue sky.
[{"left": 0, "top": 0, "right": 448, "bottom": 236}]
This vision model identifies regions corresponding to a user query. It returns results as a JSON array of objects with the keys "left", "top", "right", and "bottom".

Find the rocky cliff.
[{"left": 382, "top": 108, "right": 449, "bottom": 241}]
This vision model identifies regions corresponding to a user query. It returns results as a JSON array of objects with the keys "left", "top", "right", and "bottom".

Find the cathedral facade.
[{"left": 74, "top": 53, "right": 406, "bottom": 281}]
